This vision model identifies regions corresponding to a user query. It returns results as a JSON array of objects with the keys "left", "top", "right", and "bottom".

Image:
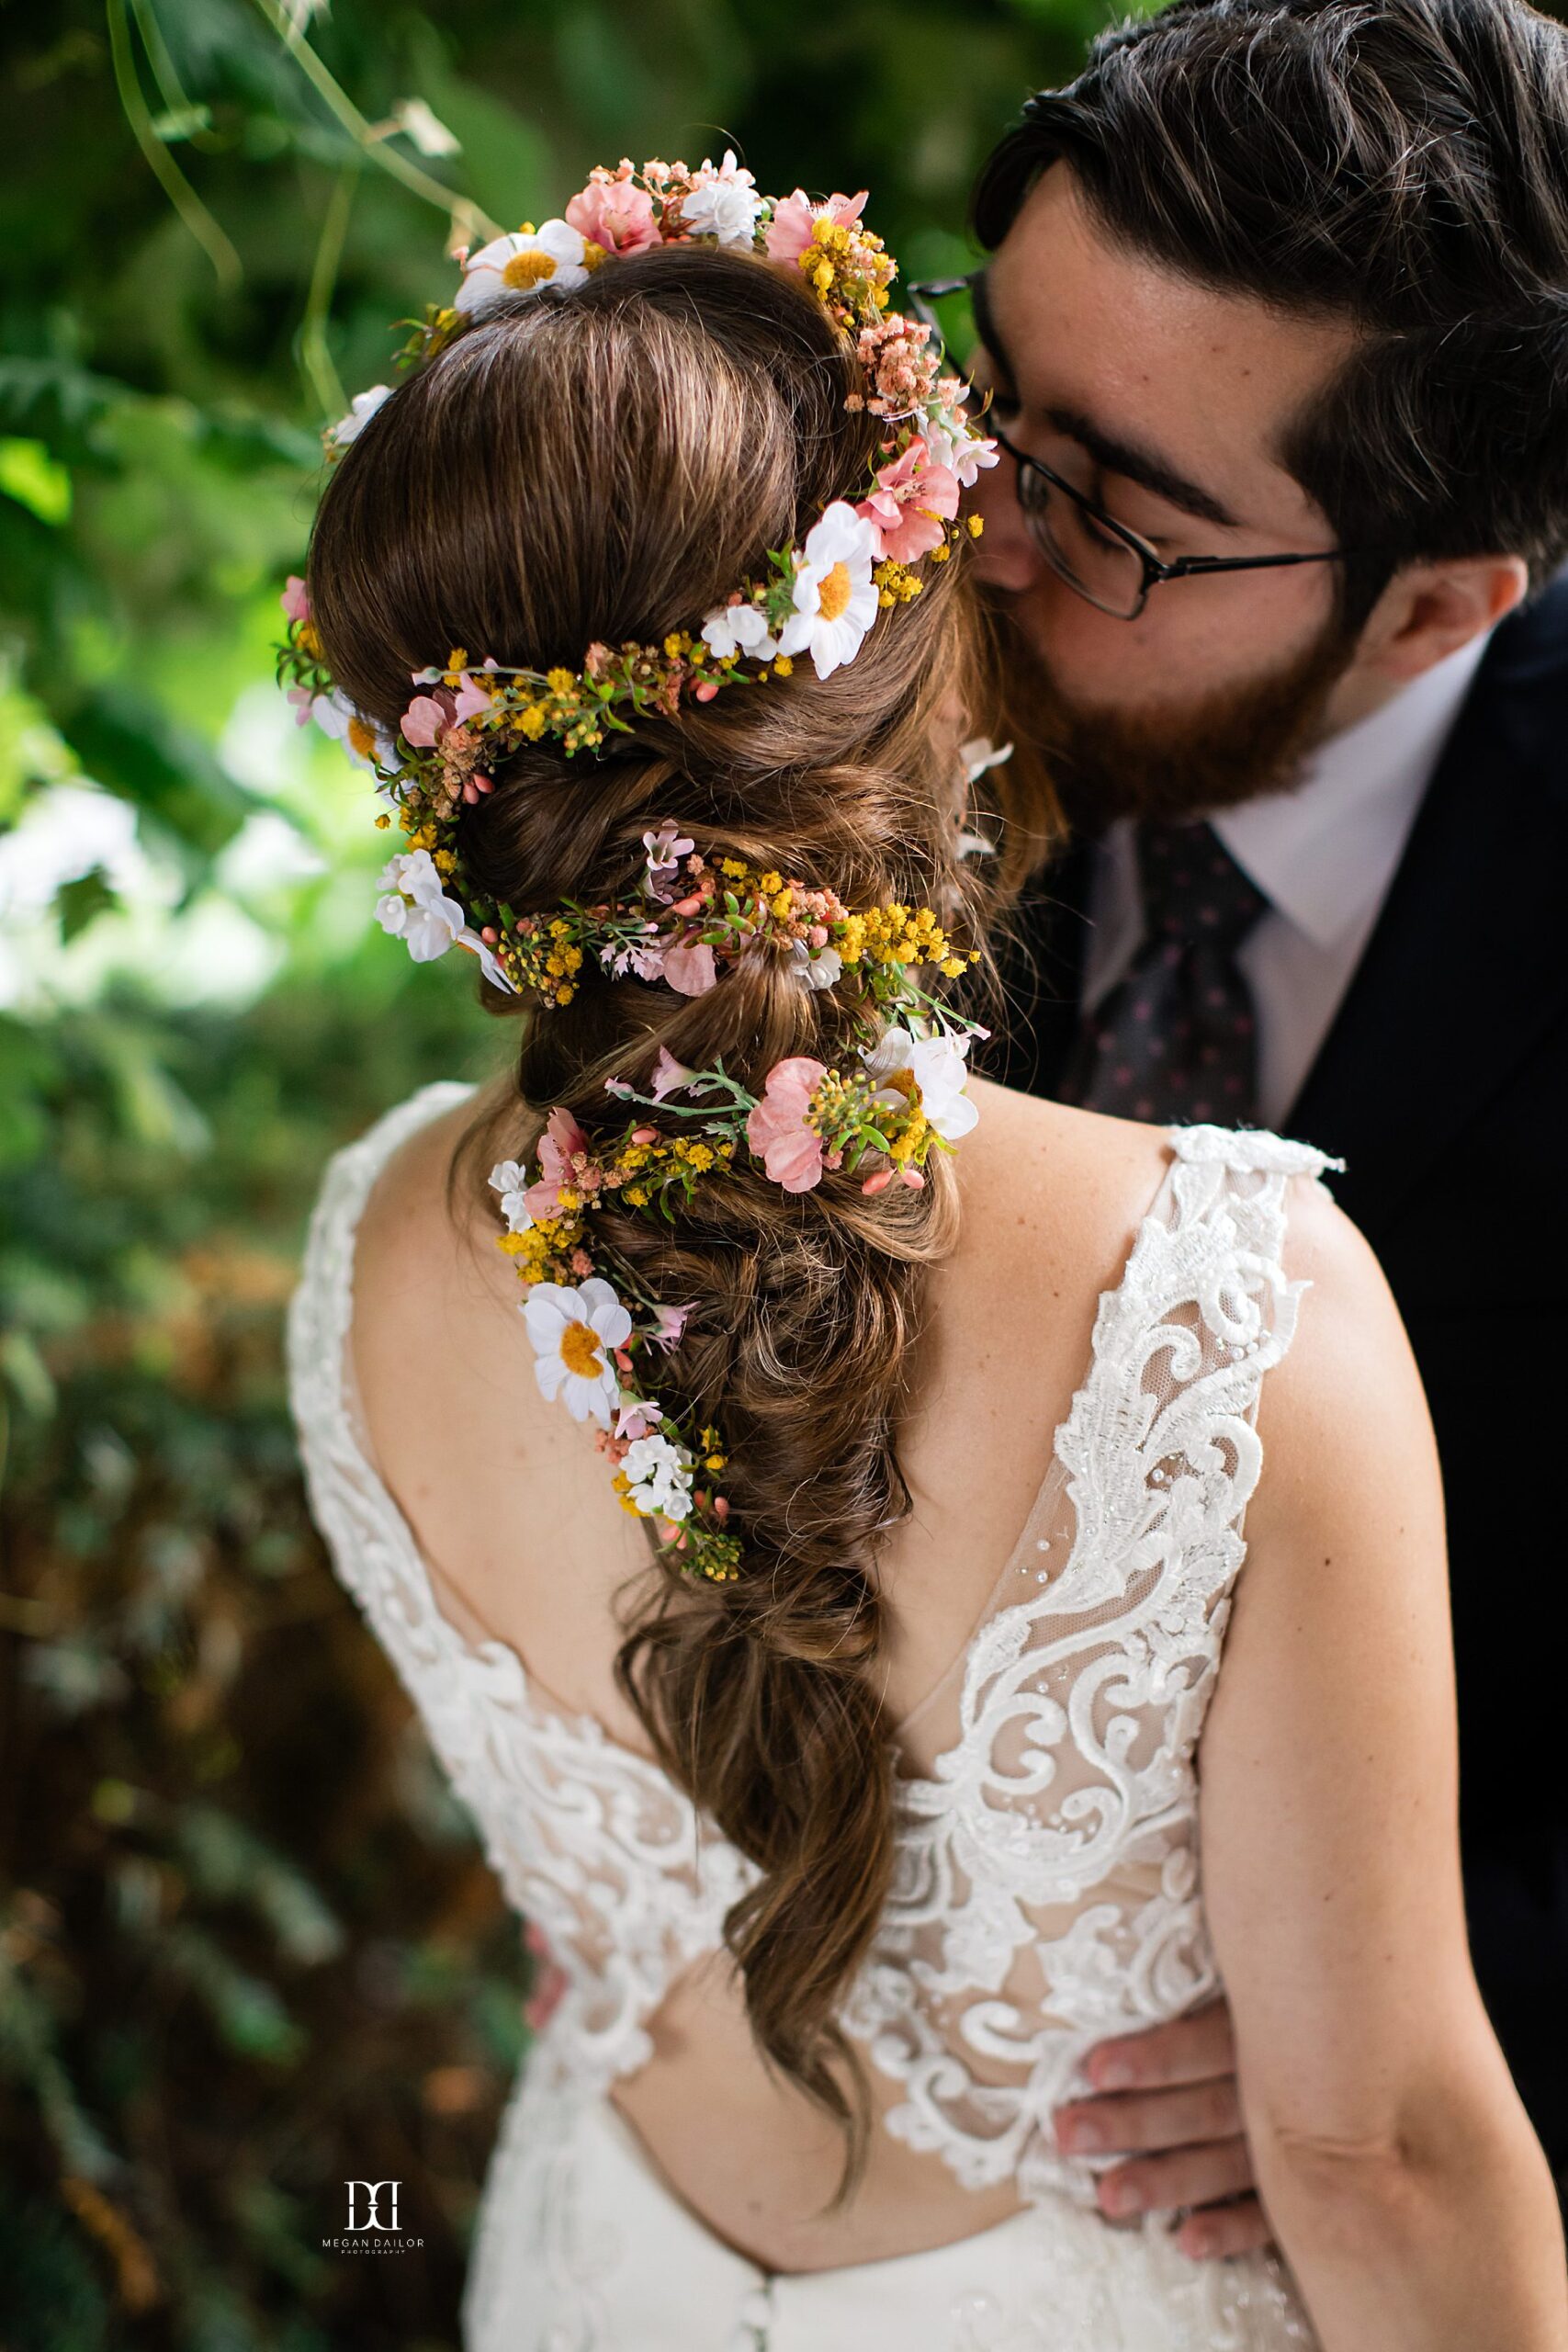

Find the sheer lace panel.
[
  {"left": 288, "top": 1083, "right": 1337, "bottom": 2195},
  {"left": 842, "top": 1128, "right": 1340, "bottom": 2207}
]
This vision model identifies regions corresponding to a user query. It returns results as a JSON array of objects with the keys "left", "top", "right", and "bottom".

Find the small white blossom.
[
  {"left": 328, "top": 384, "right": 392, "bottom": 448},
  {"left": 620, "top": 1430, "right": 694, "bottom": 1521},
  {"left": 789, "top": 939, "right": 843, "bottom": 991},
  {"left": 488, "top": 1160, "right": 534, "bottom": 1233},
  {"left": 390, "top": 97, "right": 460, "bottom": 157},
  {"left": 699, "top": 601, "right": 778, "bottom": 662},
  {"left": 682, "top": 152, "right": 761, "bottom": 247},
  {"left": 960, "top": 737, "right": 1014, "bottom": 782},
  {"left": 374, "top": 849, "right": 465, "bottom": 963}
]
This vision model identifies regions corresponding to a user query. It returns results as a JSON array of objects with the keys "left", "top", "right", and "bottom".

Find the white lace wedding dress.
[{"left": 288, "top": 1080, "right": 1337, "bottom": 2351}]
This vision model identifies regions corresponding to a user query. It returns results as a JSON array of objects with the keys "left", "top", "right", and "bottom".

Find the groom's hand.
[{"left": 1052, "top": 1997, "right": 1273, "bottom": 2260}]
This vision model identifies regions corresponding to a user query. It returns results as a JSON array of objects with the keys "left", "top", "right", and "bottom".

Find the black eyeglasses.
[{"left": 907, "top": 274, "right": 1361, "bottom": 622}]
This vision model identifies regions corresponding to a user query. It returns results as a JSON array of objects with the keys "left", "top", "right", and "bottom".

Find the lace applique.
[
  {"left": 841, "top": 1126, "right": 1340, "bottom": 2226},
  {"left": 286, "top": 1083, "right": 760, "bottom": 2106}
]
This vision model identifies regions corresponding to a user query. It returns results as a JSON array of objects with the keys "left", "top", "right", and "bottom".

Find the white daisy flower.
[
  {"left": 682, "top": 153, "right": 761, "bottom": 247},
  {"left": 620, "top": 1430, "right": 694, "bottom": 1521},
  {"left": 523, "top": 1278, "right": 631, "bottom": 1426},
  {"left": 328, "top": 384, "right": 392, "bottom": 448},
  {"left": 776, "top": 502, "right": 880, "bottom": 681},
  {"left": 488, "top": 1160, "right": 534, "bottom": 1233},
  {"left": 700, "top": 601, "right": 778, "bottom": 662},
  {"left": 311, "top": 688, "right": 395, "bottom": 771},
  {"left": 456, "top": 220, "right": 592, "bottom": 317},
  {"left": 863, "top": 1023, "right": 979, "bottom": 1142},
  {"left": 374, "top": 849, "right": 466, "bottom": 963}
]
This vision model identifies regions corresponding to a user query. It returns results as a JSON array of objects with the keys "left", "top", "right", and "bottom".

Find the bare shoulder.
[
  {"left": 348, "top": 1083, "right": 541, "bottom": 1477},
  {"left": 953, "top": 1073, "right": 1179, "bottom": 1297}
]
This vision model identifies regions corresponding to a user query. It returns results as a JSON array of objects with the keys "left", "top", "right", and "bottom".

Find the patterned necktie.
[{"left": 1061, "top": 820, "right": 1269, "bottom": 1125}]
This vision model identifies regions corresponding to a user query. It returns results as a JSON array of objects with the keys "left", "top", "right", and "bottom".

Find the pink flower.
[
  {"left": 764, "top": 187, "right": 867, "bottom": 263},
  {"left": 649, "top": 1046, "right": 696, "bottom": 1100},
  {"left": 287, "top": 684, "right": 314, "bottom": 727},
  {"left": 856, "top": 435, "right": 961, "bottom": 562},
  {"left": 566, "top": 175, "right": 660, "bottom": 254},
  {"left": 652, "top": 1303, "right": 694, "bottom": 1350},
  {"left": 400, "top": 691, "right": 453, "bottom": 747},
  {"left": 525, "top": 1105, "right": 592, "bottom": 1218},
  {"left": 281, "top": 574, "right": 311, "bottom": 625},
  {"left": 643, "top": 822, "right": 694, "bottom": 903},
  {"left": 450, "top": 671, "right": 492, "bottom": 725},
  {"left": 747, "top": 1057, "right": 828, "bottom": 1193},
  {"left": 661, "top": 941, "right": 718, "bottom": 997},
  {"left": 614, "top": 1396, "right": 662, "bottom": 1441}
]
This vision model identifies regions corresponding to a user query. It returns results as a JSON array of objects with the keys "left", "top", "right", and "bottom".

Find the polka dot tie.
[{"left": 1061, "top": 820, "right": 1268, "bottom": 1125}]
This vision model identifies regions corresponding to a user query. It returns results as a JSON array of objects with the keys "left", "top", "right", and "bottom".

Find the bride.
[{"left": 282, "top": 161, "right": 1566, "bottom": 2350}]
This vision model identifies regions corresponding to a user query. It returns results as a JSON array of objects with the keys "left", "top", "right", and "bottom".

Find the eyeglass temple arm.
[{"left": 1164, "top": 549, "right": 1355, "bottom": 579}]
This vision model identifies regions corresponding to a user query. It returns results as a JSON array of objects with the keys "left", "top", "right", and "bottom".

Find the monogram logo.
[{"left": 344, "top": 2179, "right": 401, "bottom": 2232}]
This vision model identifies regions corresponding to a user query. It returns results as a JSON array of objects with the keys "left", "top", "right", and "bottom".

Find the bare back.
[{"left": 347, "top": 1073, "right": 1177, "bottom": 2268}]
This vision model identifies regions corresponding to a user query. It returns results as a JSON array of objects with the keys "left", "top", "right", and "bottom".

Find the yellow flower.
[
  {"left": 297, "top": 620, "right": 323, "bottom": 659},
  {"left": 773, "top": 654, "right": 794, "bottom": 677},
  {"left": 967, "top": 514, "right": 986, "bottom": 537},
  {"left": 519, "top": 706, "right": 547, "bottom": 741},
  {"left": 546, "top": 667, "right": 575, "bottom": 694},
  {"left": 759, "top": 870, "right": 783, "bottom": 896},
  {"left": 374, "top": 812, "right": 391, "bottom": 830},
  {"left": 720, "top": 856, "right": 748, "bottom": 879}
]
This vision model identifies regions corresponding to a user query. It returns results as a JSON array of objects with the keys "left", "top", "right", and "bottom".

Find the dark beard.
[{"left": 992, "top": 598, "right": 1359, "bottom": 835}]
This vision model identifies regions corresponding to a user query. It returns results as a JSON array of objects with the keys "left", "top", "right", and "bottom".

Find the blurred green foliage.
[{"left": 2, "top": 0, "right": 1136, "bottom": 2343}]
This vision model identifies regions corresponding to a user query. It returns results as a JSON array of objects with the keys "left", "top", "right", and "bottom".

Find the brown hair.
[
  {"left": 305, "top": 243, "right": 1055, "bottom": 2198},
  {"left": 974, "top": 0, "right": 1568, "bottom": 627}
]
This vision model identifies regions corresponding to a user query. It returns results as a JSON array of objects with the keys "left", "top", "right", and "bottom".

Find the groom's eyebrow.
[{"left": 970, "top": 270, "right": 1237, "bottom": 532}]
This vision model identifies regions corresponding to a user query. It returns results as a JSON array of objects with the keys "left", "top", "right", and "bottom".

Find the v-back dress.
[{"left": 287, "top": 1080, "right": 1337, "bottom": 2351}]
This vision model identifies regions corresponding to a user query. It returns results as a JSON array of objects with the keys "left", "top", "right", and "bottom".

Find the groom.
[{"left": 953, "top": 0, "right": 1568, "bottom": 2254}]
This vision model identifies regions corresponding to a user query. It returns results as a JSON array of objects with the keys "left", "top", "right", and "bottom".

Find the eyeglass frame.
[{"left": 905, "top": 273, "right": 1366, "bottom": 621}]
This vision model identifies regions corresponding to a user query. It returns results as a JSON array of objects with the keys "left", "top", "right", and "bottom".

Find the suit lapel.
[{"left": 1288, "top": 581, "right": 1568, "bottom": 1238}]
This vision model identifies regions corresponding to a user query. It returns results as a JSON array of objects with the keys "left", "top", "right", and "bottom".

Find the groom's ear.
[{"left": 1352, "top": 554, "right": 1529, "bottom": 684}]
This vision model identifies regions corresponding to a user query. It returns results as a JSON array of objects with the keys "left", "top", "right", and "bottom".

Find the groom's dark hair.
[{"left": 974, "top": 0, "right": 1568, "bottom": 620}]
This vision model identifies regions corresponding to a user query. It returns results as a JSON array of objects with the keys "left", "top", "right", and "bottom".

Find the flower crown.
[{"left": 278, "top": 154, "right": 1005, "bottom": 1582}]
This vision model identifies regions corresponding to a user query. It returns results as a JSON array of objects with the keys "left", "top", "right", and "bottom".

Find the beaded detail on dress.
[{"left": 288, "top": 1084, "right": 1336, "bottom": 2347}]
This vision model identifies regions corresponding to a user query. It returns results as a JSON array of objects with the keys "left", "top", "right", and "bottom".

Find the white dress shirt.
[{"left": 1080, "top": 633, "right": 1491, "bottom": 1125}]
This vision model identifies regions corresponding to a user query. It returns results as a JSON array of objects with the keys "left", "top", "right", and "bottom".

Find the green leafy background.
[{"left": 0, "top": 1, "right": 1164, "bottom": 2343}]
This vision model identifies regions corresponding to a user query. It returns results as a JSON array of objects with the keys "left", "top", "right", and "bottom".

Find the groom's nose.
[{"left": 970, "top": 456, "right": 1043, "bottom": 594}]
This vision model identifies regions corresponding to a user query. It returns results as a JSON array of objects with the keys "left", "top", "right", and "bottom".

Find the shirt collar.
[{"left": 1212, "top": 631, "right": 1490, "bottom": 952}]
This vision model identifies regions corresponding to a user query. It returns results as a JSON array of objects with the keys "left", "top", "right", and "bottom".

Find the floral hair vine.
[
  {"left": 276, "top": 152, "right": 999, "bottom": 994},
  {"left": 276, "top": 153, "right": 1006, "bottom": 1583}
]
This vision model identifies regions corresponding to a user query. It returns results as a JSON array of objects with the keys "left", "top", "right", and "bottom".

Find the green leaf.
[
  {"left": 151, "top": 102, "right": 215, "bottom": 142},
  {"left": 0, "top": 361, "right": 130, "bottom": 471},
  {"left": 56, "top": 869, "right": 120, "bottom": 944},
  {"left": 0, "top": 438, "right": 72, "bottom": 525}
]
